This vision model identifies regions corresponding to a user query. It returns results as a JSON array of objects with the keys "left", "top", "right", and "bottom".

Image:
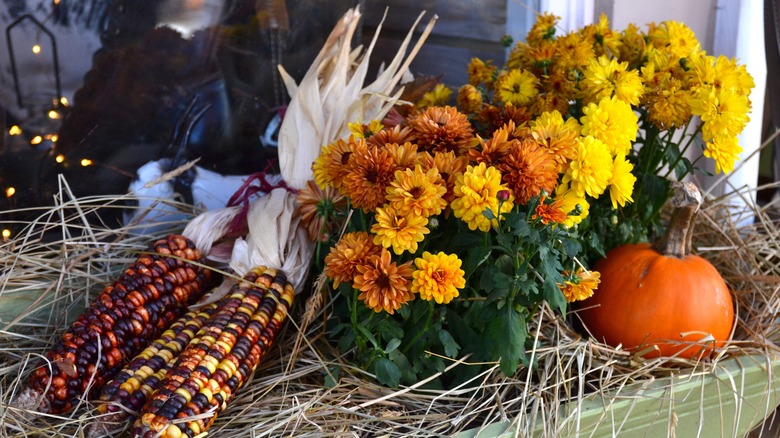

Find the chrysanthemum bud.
[
  {"left": 457, "top": 84, "right": 483, "bottom": 114},
  {"left": 610, "top": 215, "right": 619, "bottom": 226},
  {"left": 500, "top": 34, "right": 514, "bottom": 48},
  {"left": 572, "top": 203, "right": 583, "bottom": 215},
  {"left": 497, "top": 190, "right": 511, "bottom": 202},
  {"left": 428, "top": 216, "right": 440, "bottom": 230}
]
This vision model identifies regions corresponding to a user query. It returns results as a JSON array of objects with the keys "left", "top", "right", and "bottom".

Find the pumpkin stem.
[{"left": 651, "top": 182, "right": 702, "bottom": 258}]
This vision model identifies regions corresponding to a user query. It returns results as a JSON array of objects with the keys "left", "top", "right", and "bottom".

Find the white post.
[
  {"left": 706, "top": 0, "right": 767, "bottom": 227},
  {"left": 540, "top": 0, "right": 595, "bottom": 32}
]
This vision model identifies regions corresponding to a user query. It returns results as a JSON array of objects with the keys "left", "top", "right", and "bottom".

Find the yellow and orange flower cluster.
[
  {"left": 309, "top": 101, "right": 620, "bottom": 309},
  {"left": 500, "top": 12, "right": 752, "bottom": 175},
  {"left": 307, "top": 12, "right": 753, "bottom": 314}
]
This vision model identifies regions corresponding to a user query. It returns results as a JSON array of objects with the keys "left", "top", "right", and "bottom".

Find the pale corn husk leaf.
[
  {"left": 228, "top": 188, "right": 313, "bottom": 290},
  {"left": 247, "top": 6, "right": 436, "bottom": 290},
  {"left": 277, "top": 7, "right": 437, "bottom": 190},
  {"left": 181, "top": 205, "right": 242, "bottom": 262}
]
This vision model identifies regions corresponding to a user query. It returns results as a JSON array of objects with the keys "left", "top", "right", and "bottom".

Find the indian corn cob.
[
  {"left": 90, "top": 302, "right": 219, "bottom": 434},
  {"left": 24, "top": 235, "right": 216, "bottom": 414},
  {"left": 131, "top": 266, "right": 294, "bottom": 438}
]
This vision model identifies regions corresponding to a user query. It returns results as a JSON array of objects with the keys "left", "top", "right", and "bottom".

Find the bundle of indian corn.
[{"left": 1, "top": 7, "right": 436, "bottom": 437}]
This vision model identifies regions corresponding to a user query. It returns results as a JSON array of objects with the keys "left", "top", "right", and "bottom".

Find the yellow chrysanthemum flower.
[
  {"left": 580, "top": 96, "right": 639, "bottom": 157},
  {"left": 608, "top": 154, "right": 636, "bottom": 208},
  {"left": 559, "top": 268, "right": 600, "bottom": 303},
  {"left": 619, "top": 23, "right": 647, "bottom": 67},
  {"left": 641, "top": 66, "right": 693, "bottom": 129},
  {"left": 348, "top": 119, "right": 385, "bottom": 139},
  {"left": 417, "top": 83, "right": 453, "bottom": 109},
  {"left": 506, "top": 41, "right": 530, "bottom": 71},
  {"left": 468, "top": 57, "right": 497, "bottom": 88},
  {"left": 526, "top": 12, "right": 558, "bottom": 46},
  {"left": 412, "top": 251, "right": 466, "bottom": 304},
  {"left": 555, "top": 32, "right": 595, "bottom": 72},
  {"left": 566, "top": 136, "right": 613, "bottom": 198},
  {"left": 555, "top": 184, "right": 590, "bottom": 228},
  {"left": 495, "top": 69, "right": 538, "bottom": 107},
  {"left": 371, "top": 206, "right": 430, "bottom": 255},
  {"left": 646, "top": 20, "right": 701, "bottom": 61},
  {"left": 704, "top": 136, "right": 742, "bottom": 174},
  {"left": 386, "top": 165, "right": 448, "bottom": 218},
  {"left": 580, "top": 56, "right": 644, "bottom": 105},
  {"left": 457, "top": 84, "right": 483, "bottom": 113},
  {"left": 690, "top": 87, "right": 751, "bottom": 141},
  {"left": 579, "top": 13, "right": 621, "bottom": 58},
  {"left": 451, "top": 163, "right": 514, "bottom": 232},
  {"left": 688, "top": 54, "right": 754, "bottom": 96}
]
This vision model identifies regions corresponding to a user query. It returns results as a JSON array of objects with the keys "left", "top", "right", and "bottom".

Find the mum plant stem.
[
  {"left": 663, "top": 122, "right": 703, "bottom": 180},
  {"left": 351, "top": 287, "right": 366, "bottom": 352},
  {"left": 402, "top": 300, "right": 434, "bottom": 355}
]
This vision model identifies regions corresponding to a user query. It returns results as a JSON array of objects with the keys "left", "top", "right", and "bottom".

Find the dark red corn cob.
[
  {"left": 89, "top": 302, "right": 219, "bottom": 435},
  {"left": 25, "top": 235, "right": 216, "bottom": 414},
  {"left": 131, "top": 266, "right": 295, "bottom": 438}
]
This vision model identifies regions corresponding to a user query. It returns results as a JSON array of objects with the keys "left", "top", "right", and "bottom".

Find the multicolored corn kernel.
[
  {"left": 90, "top": 302, "right": 219, "bottom": 433},
  {"left": 131, "top": 266, "right": 295, "bottom": 438},
  {"left": 26, "top": 235, "right": 216, "bottom": 414}
]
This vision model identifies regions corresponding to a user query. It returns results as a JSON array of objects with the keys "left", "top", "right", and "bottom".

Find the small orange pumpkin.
[{"left": 578, "top": 182, "right": 734, "bottom": 358}]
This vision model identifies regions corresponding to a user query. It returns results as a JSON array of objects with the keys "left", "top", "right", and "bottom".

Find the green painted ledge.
[{"left": 458, "top": 354, "right": 780, "bottom": 438}]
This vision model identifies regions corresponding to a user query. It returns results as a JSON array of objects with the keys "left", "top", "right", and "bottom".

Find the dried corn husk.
[
  {"left": 277, "top": 7, "right": 437, "bottom": 190},
  {"left": 229, "top": 188, "right": 312, "bottom": 290}
]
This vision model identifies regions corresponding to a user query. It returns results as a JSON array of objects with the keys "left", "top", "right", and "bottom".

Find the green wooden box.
[{"left": 457, "top": 354, "right": 780, "bottom": 437}]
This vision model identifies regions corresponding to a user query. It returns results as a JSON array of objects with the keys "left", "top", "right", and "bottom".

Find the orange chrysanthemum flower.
[
  {"left": 477, "top": 104, "right": 532, "bottom": 137},
  {"left": 531, "top": 92, "right": 571, "bottom": 117},
  {"left": 296, "top": 180, "right": 345, "bottom": 241},
  {"left": 312, "top": 138, "right": 354, "bottom": 191},
  {"left": 529, "top": 111, "right": 580, "bottom": 168},
  {"left": 354, "top": 249, "right": 415, "bottom": 314},
  {"left": 497, "top": 140, "right": 559, "bottom": 204},
  {"left": 343, "top": 140, "right": 397, "bottom": 212},
  {"left": 418, "top": 150, "right": 469, "bottom": 204},
  {"left": 384, "top": 141, "right": 419, "bottom": 170},
  {"left": 367, "top": 125, "right": 416, "bottom": 148},
  {"left": 542, "top": 70, "right": 576, "bottom": 97},
  {"left": 324, "top": 231, "right": 382, "bottom": 288},
  {"left": 407, "top": 106, "right": 474, "bottom": 155},
  {"left": 468, "top": 122, "right": 517, "bottom": 165},
  {"left": 532, "top": 196, "right": 568, "bottom": 225},
  {"left": 386, "top": 165, "right": 447, "bottom": 218}
]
